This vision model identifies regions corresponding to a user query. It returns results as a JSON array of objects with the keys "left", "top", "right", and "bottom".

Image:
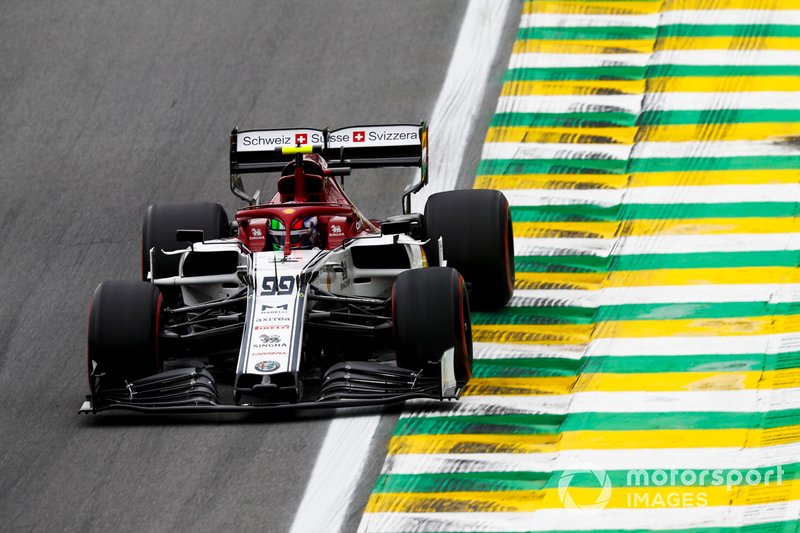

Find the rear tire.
[
  {"left": 392, "top": 267, "right": 472, "bottom": 384},
  {"left": 424, "top": 189, "right": 514, "bottom": 310},
  {"left": 87, "top": 280, "right": 162, "bottom": 384},
  {"left": 141, "top": 202, "right": 230, "bottom": 281}
]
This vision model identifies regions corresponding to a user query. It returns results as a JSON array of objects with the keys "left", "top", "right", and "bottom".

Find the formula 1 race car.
[{"left": 81, "top": 123, "right": 514, "bottom": 414}]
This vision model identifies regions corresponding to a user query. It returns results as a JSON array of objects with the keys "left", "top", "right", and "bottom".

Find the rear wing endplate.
[{"left": 230, "top": 123, "right": 428, "bottom": 213}]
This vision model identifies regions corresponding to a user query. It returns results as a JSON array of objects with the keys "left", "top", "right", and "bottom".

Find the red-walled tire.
[
  {"left": 141, "top": 202, "right": 229, "bottom": 281},
  {"left": 392, "top": 267, "right": 472, "bottom": 385},
  {"left": 424, "top": 189, "right": 514, "bottom": 310},
  {"left": 88, "top": 280, "right": 162, "bottom": 383}
]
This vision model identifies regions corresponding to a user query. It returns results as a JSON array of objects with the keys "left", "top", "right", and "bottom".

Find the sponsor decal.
[
  {"left": 254, "top": 324, "right": 290, "bottom": 330},
  {"left": 261, "top": 304, "right": 289, "bottom": 313},
  {"left": 259, "top": 334, "right": 281, "bottom": 344},
  {"left": 251, "top": 342, "right": 288, "bottom": 349},
  {"left": 283, "top": 208, "right": 296, "bottom": 214},
  {"left": 251, "top": 227, "right": 263, "bottom": 238},
  {"left": 330, "top": 224, "right": 343, "bottom": 235},
  {"left": 254, "top": 360, "right": 281, "bottom": 373},
  {"left": 255, "top": 316, "right": 291, "bottom": 323},
  {"left": 295, "top": 133, "right": 307, "bottom": 145},
  {"left": 353, "top": 130, "right": 366, "bottom": 143},
  {"left": 368, "top": 130, "right": 417, "bottom": 142}
]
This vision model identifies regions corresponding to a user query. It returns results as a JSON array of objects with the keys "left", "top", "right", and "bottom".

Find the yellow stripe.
[
  {"left": 513, "top": 39, "right": 654, "bottom": 55},
  {"left": 475, "top": 169, "right": 800, "bottom": 189},
  {"left": 516, "top": 267, "right": 800, "bottom": 290},
  {"left": 524, "top": 1, "right": 662, "bottom": 15},
  {"left": 514, "top": 217, "right": 800, "bottom": 238},
  {"left": 387, "top": 426, "right": 800, "bottom": 455},
  {"left": 473, "top": 316, "right": 800, "bottom": 344},
  {"left": 640, "top": 122, "right": 800, "bottom": 142},
  {"left": 650, "top": 76, "right": 800, "bottom": 93},
  {"left": 502, "top": 80, "right": 644, "bottom": 97},
  {"left": 656, "top": 36, "right": 800, "bottom": 51},
  {"left": 487, "top": 125, "right": 636, "bottom": 144},
  {"left": 504, "top": 77, "right": 800, "bottom": 96},
  {"left": 466, "top": 370, "right": 799, "bottom": 395},
  {"left": 366, "top": 481, "right": 800, "bottom": 513},
  {"left": 664, "top": 0, "right": 800, "bottom": 11},
  {"left": 489, "top": 123, "right": 800, "bottom": 143}
]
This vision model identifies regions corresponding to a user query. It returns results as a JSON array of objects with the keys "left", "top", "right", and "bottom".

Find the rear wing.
[{"left": 230, "top": 123, "right": 428, "bottom": 213}]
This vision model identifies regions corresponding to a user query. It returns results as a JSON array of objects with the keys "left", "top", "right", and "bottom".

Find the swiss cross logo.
[
  {"left": 295, "top": 133, "right": 308, "bottom": 145},
  {"left": 353, "top": 131, "right": 366, "bottom": 143}
]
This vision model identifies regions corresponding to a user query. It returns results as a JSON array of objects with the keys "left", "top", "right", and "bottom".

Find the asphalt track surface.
[{"left": 0, "top": 2, "right": 517, "bottom": 532}]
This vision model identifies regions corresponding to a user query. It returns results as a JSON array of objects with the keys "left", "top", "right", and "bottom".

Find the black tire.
[
  {"left": 141, "top": 202, "right": 230, "bottom": 281},
  {"left": 87, "top": 280, "right": 162, "bottom": 383},
  {"left": 392, "top": 267, "right": 472, "bottom": 384},
  {"left": 424, "top": 189, "right": 514, "bottom": 310}
]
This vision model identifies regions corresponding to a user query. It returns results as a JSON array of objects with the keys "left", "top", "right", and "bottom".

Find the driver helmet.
[{"left": 269, "top": 216, "right": 318, "bottom": 250}]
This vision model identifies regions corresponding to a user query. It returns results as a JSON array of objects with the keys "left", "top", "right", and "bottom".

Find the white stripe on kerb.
[
  {"left": 515, "top": 233, "right": 800, "bottom": 257},
  {"left": 501, "top": 184, "right": 800, "bottom": 206},
  {"left": 380, "top": 444, "right": 800, "bottom": 475},
  {"left": 510, "top": 284, "right": 800, "bottom": 307},
  {"left": 474, "top": 333, "right": 800, "bottom": 358},
  {"left": 402, "top": 388, "right": 800, "bottom": 416},
  {"left": 359, "top": 501, "right": 800, "bottom": 532}
]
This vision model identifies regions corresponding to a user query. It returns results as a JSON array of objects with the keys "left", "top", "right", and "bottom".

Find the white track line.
[
  {"left": 290, "top": 2, "right": 513, "bottom": 532},
  {"left": 411, "top": 0, "right": 513, "bottom": 212}
]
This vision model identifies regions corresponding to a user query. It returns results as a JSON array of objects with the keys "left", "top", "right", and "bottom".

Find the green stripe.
[
  {"left": 517, "top": 24, "right": 800, "bottom": 41},
  {"left": 628, "top": 156, "right": 800, "bottom": 172},
  {"left": 639, "top": 109, "right": 800, "bottom": 125},
  {"left": 517, "top": 26, "right": 657, "bottom": 41},
  {"left": 473, "top": 353, "right": 774, "bottom": 377},
  {"left": 659, "top": 24, "right": 800, "bottom": 38},
  {"left": 505, "top": 66, "right": 647, "bottom": 81},
  {"left": 473, "top": 301, "right": 800, "bottom": 325},
  {"left": 515, "top": 250, "right": 800, "bottom": 272},
  {"left": 505, "top": 65, "right": 800, "bottom": 82},
  {"left": 491, "top": 112, "right": 638, "bottom": 128},
  {"left": 373, "top": 465, "right": 800, "bottom": 494},
  {"left": 646, "top": 64, "right": 800, "bottom": 78},
  {"left": 393, "top": 412, "right": 800, "bottom": 435}
]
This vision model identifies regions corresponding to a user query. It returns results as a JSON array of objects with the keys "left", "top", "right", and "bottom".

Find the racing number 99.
[{"left": 261, "top": 276, "right": 295, "bottom": 296}]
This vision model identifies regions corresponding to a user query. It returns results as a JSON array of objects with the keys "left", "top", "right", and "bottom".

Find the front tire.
[
  {"left": 424, "top": 189, "right": 514, "bottom": 310},
  {"left": 392, "top": 267, "right": 472, "bottom": 385},
  {"left": 87, "top": 280, "right": 162, "bottom": 384},
  {"left": 141, "top": 202, "right": 230, "bottom": 281}
]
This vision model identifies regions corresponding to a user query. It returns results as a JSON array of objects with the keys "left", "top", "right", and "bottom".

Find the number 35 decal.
[{"left": 260, "top": 275, "right": 295, "bottom": 296}]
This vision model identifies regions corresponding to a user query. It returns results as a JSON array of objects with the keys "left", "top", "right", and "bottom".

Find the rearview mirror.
[{"left": 176, "top": 229, "right": 204, "bottom": 243}]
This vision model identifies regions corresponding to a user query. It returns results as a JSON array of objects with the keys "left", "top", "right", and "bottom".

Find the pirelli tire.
[
  {"left": 392, "top": 267, "right": 472, "bottom": 385},
  {"left": 424, "top": 189, "right": 514, "bottom": 310},
  {"left": 87, "top": 280, "right": 162, "bottom": 384},
  {"left": 141, "top": 202, "right": 230, "bottom": 281}
]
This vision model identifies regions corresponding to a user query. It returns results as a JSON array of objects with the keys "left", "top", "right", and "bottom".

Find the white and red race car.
[{"left": 81, "top": 123, "right": 514, "bottom": 414}]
